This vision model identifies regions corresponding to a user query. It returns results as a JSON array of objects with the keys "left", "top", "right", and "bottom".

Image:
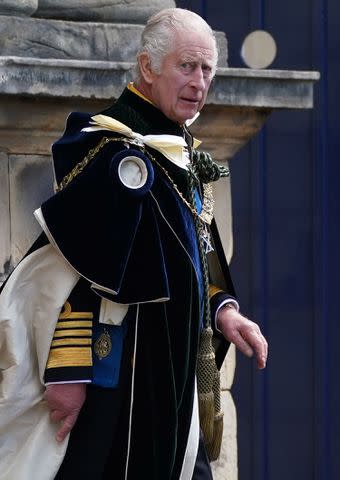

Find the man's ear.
[{"left": 138, "top": 52, "right": 156, "bottom": 85}]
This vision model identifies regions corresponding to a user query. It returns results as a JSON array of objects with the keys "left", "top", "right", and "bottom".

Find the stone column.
[
  {"left": 34, "top": 0, "right": 175, "bottom": 23},
  {"left": 0, "top": 0, "right": 38, "bottom": 16}
]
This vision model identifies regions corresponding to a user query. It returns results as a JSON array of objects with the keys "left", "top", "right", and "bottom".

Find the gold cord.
[{"left": 56, "top": 136, "right": 127, "bottom": 192}]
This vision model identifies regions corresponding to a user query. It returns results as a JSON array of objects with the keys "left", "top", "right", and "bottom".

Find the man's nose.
[{"left": 189, "top": 67, "right": 206, "bottom": 90}]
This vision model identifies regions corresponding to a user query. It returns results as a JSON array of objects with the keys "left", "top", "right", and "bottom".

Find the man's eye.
[{"left": 181, "top": 62, "right": 193, "bottom": 70}]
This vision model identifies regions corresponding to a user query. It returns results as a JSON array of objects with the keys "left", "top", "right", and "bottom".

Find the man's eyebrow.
[
  {"left": 180, "top": 55, "right": 198, "bottom": 62},
  {"left": 179, "top": 52, "right": 205, "bottom": 63}
]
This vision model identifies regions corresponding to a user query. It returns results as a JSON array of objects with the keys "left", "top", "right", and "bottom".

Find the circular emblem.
[
  {"left": 94, "top": 330, "right": 112, "bottom": 360},
  {"left": 118, "top": 155, "right": 148, "bottom": 189},
  {"left": 109, "top": 149, "right": 154, "bottom": 196}
]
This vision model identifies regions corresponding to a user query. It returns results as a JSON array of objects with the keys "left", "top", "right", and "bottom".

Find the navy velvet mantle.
[
  {"left": 41, "top": 89, "right": 203, "bottom": 305},
  {"left": 37, "top": 89, "right": 233, "bottom": 478}
]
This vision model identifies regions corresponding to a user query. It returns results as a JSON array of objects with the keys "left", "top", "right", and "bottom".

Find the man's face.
[{"left": 148, "top": 30, "right": 216, "bottom": 124}]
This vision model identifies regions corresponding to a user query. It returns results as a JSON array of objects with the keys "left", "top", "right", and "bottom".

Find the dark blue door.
[{"left": 178, "top": 1, "right": 339, "bottom": 479}]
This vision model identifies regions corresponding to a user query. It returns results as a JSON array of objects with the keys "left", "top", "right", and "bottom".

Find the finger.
[
  {"left": 261, "top": 337, "right": 269, "bottom": 368},
  {"left": 231, "top": 332, "right": 254, "bottom": 358},
  {"left": 245, "top": 332, "right": 268, "bottom": 369},
  {"left": 55, "top": 412, "right": 78, "bottom": 443},
  {"left": 50, "top": 409, "right": 65, "bottom": 423},
  {"left": 238, "top": 325, "right": 268, "bottom": 368}
]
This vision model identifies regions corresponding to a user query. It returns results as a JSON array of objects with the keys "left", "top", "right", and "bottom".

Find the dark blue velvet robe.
[{"left": 39, "top": 88, "right": 235, "bottom": 478}]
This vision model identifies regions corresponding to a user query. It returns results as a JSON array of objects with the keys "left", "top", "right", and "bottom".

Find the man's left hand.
[
  {"left": 44, "top": 383, "right": 86, "bottom": 442},
  {"left": 216, "top": 306, "right": 268, "bottom": 369}
]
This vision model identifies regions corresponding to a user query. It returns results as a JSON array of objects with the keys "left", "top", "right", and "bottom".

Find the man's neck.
[{"left": 130, "top": 80, "right": 155, "bottom": 106}]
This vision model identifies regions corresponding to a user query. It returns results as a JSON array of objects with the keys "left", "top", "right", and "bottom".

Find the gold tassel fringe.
[
  {"left": 197, "top": 327, "right": 216, "bottom": 445},
  {"left": 197, "top": 326, "right": 225, "bottom": 461},
  {"left": 198, "top": 391, "right": 215, "bottom": 444},
  {"left": 206, "top": 411, "right": 224, "bottom": 461}
]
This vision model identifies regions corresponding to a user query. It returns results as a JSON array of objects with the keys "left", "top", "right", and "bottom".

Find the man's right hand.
[{"left": 44, "top": 383, "right": 86, "bottom": 442}]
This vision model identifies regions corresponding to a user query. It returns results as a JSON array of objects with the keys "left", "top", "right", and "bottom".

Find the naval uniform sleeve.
[
  {"left": 44, "top": 278, "right": 99, "bottom": 385},
  {"left": 209, "top": 284, "right": 239, "bottom": 331},
  {"left": 209, "top": 284, "right": 239, "bottom": 370}
]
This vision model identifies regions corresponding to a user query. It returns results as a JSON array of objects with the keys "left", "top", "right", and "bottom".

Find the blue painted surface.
[{"left": 178, "top": 1, "right": 338, "bottom": 479}]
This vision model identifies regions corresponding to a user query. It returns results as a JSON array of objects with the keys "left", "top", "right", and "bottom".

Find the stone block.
[
  {"left": 0, "top": 58, "right": 318, "bottom": 110},
  {"left": 0, "top": 16, "right": 141, "bottom": 62},
  {"left": 0, "top": 0, "right": 37, "bottom": 17},
  {"left": 0, "top": 57, "right": 136, "bottom": 100},
  {"left": 220, "top": 344, "right": 236, "bottom": 391},
  {"left": 211, "top": 390, "right": 238, "bottom": 480},
  {"left": 191, "top": 104, "right": 271, "bottom": 162},
  {"left": 35, "top": 0, "right": 175, "bottom": 23},
  {"left": 212, "top": 175, "right": 233, "bottom": 264},
  {"left": 9, "top": 154, "right": 53, "bottom": 265},
  {"left": 0, "top": 95, "right": 107, "bottom": 156},
  {"left": 0, "top": 16, "right": 228, "bottom": 67},
  {"left": 209, "top": 68, "right": 320, "bottom": 109},
  {"left": 0, "top": 152, "right": 11, "bottom": 282}
]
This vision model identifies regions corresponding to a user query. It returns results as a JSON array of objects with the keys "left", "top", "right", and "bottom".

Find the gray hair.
[{"left": 136, "top": 8, "right": 218, "bottom": 79}]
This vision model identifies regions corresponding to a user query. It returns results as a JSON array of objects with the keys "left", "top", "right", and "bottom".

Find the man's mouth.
[{"left": 181, "top": 98, "right": 200, "bottom": 104}]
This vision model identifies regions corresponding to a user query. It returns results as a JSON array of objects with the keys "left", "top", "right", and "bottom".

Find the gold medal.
[{"left": 94, "top": 329, "right": 112, "bottom": 360}]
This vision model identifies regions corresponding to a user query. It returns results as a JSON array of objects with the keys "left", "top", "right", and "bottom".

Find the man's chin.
[{"left": 175, "top": 108, "right": 199, "bottom": 125}]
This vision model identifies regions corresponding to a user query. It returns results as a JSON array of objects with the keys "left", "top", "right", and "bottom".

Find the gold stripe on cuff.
[
  {"left": 53, "top": 329, "right": 92, "bottom": 338},
  {"left": 56, "top": 320, "right": 93, "bottom": 329},
  {"left": 209, "top": 284, "right": 223, "bottom": 298},
  {"left": 51, "top": 338, "right": 92, "bottom": 347},
  {"left": 46, "top": 347, "right": 92, "bottom": 368},
  {"left": 59, "top": 301, "right": 94, "bottom": 320}
]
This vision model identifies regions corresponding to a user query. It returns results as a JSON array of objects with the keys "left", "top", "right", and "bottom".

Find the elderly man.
[{"left": 0, "top": 7, "right": 267, "bottom": 480}]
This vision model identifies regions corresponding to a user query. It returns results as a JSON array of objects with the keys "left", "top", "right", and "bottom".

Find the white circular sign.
[{"left": 241, "top": 30, "right": 277, "bottom": 69}]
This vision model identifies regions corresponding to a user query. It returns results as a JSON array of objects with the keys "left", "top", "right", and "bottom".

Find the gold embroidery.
[
  {"left": 51, "top": 338, "right": 92, "bottom": 347},
  {"left": 56, "top": 137, "right": 126, "bottom": 192},
  {"left": 46, "top": 347, "right": 92, "bottom": 368},
  {"left": 53, "top": 329, "right": 92, "bottom": 338},
  {"left": 208, "top": 285, "right": 223, "bottom": 299},
  {"left": 94, "top": 329, "right": 112, "bottom": 360},
  {"left": 56, "top": 320, "right": 93, "bottom": 329},
  {"left": 59, "top": 301, "right": 94, "bottom": 320}
]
